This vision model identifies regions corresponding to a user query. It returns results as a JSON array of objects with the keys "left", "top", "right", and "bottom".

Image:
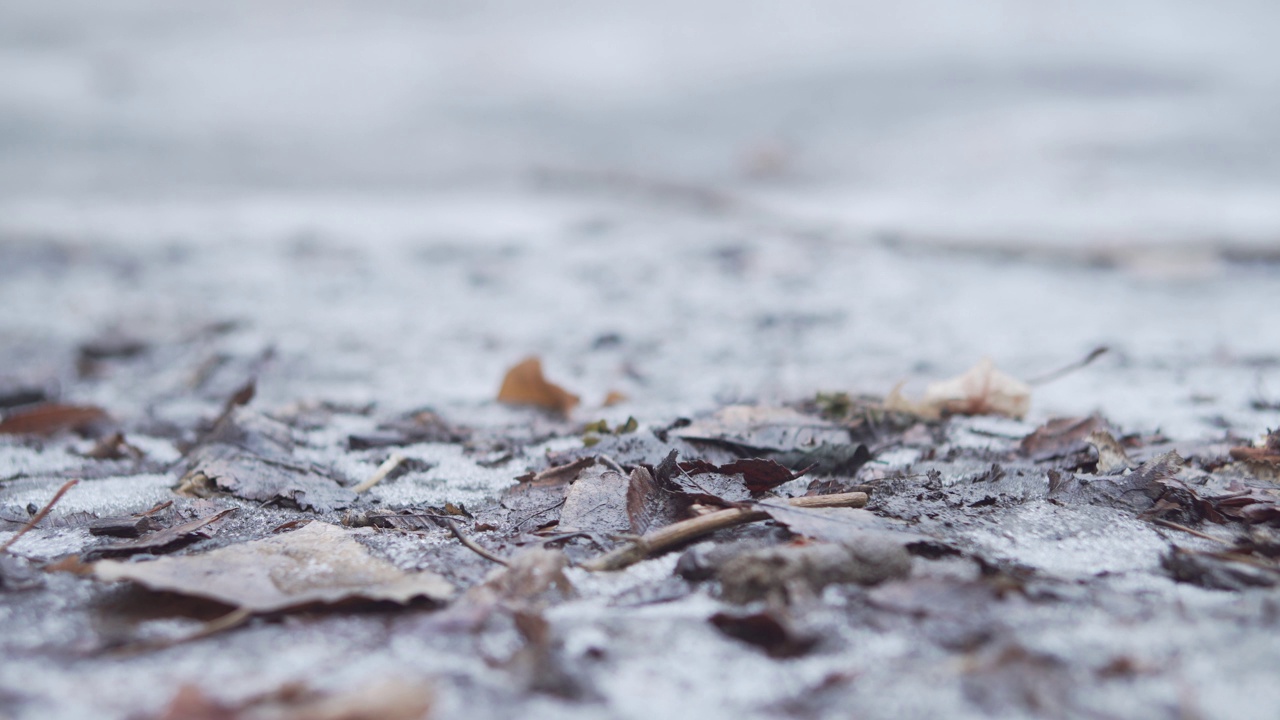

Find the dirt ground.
[{"left": 3, "top": 3, "right": 1280, "bottom": 719}]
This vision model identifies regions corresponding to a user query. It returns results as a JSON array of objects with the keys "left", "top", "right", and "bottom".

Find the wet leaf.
[
  {"left": 94, "top": 521, "right": 455, "bottom": 612},
  {"left": 497, "top": 357, "right": 579, "bottom": 416},
  {"left": 0, "top": 403, "right": 109, "bottom": 436}
]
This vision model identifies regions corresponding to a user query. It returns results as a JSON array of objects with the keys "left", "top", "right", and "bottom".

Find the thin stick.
[
  {"left": 442, "top": 517, "right": 509, "bottom": 566},
  {"left": 0, "top": 479, "right": 78, "bottom": 553},
  {"left": 1026, "top": 346, "right": 1109, "bottom": 386},
  {"left": 1151, "top": 518, "right": 1233, "bottom": 546},
  {"left": 114, "top": 607, "right": 253, "bottom": 656},
  {"left": 353, "top": 453, "right": 405, "bottom": 494},
  {"left": 598, "top": 455, "right": 626, "bottom": 474},
  {"left": 581, "top": 491, "right": 868, "bottom": 572}
]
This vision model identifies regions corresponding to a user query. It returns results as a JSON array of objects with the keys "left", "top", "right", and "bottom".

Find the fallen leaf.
[
  {"left": 773, "top": 443, "right": 871, "bottom": 478},
  {"left": 1230, "top": 429, "right": 1280, "bottom": 465},
  {"left": 178, "top": 444, "right": 355, "bottom": 512},
  {"left": 625, "top": 466, "right": 680, "bottom": 534},
  {"left": 1019, "top": 416, "right": 1108, "bottom": 460},
  {"left": 1087, "top": 430, "right": 1133, "bottom": 475},
  {"left": 889, "top": 358, "right": 1031, "bottom": 420},
  {"left": 717, "top": 540, "right": 911, "bottom": 604},
  {"left": 94, "top": 522, "right": 455, "bottom": 612},
  {"left": 755, "top": 503, "right": 893, "bottom": 541},
  {"left": 710, "top": 609, "right": 818, "bottom": 658},
  {"left": 557, "top": 466, "right": 630, "bottom": 534},
  {"left": 673, "top": 405, "right": 850, "bottom": 453},
  {"left": 88, "top": 514, "right": 164, "bottom": 538},
  {"left": 472, "top": 547, "right": 576, "bottom": 610},
  {"left": 347, "top": 409, "right": 470, "bottom": 450},
  {"left": 1162, "top": 546, "right": 1280, "bottom": 591},
  {"left": 925, "top": 358, "right": 1030, "bottom": 419},
  {"left": 497, "top": 357, "right": 579, "bottom": 416},
  {"left": 80, "top": 432, "right": 145, "bottom": 461},
  {"left": 155, "top": 681, "right": 433, "bottom": 720},
  {"left": 85, "top": 509, "right": 236, "bottom": 560},
  {"left": 0, "top": 403, "right": 109, "bottom": 436}
]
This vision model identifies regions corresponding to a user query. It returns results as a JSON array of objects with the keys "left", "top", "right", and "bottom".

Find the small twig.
[
  {"left": 113, "top": 607, "right": 254, "bottom": 656},
  {"left": 1151, "top": 518, "right": 1233, "bottom": 546},
  {"left": 353, "top": 453, "right": 405, "bottom": 494},
  {"left": 1026, "top": 346, "right": 1109, "bottom": 386},
  {"left": 135, "top": 500, "right": 174, "bottom": 517},
  {"left": 581, "top": 491, "right": 869, "bottom": 572},
  {"left": 440, "top": 517, "right": 509, "bottom": 566},
  {"left": 1, "top": 479, "right": 78, "bottom": 553},
  {"left": 598, "top": 455, "right": 627, "bottom": 474}
]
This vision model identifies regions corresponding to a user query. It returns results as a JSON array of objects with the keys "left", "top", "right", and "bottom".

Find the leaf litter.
[{"left": 5, "top": 349, "right": 1280, "bottom": 720}]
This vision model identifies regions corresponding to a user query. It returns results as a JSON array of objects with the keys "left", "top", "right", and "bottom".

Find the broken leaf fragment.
[
  {"left": 94, "top": 522, "right": 454, "bottom": 612},
  {"left": 156, "top": 680, "right": 433, "bottom": 720},
  {"left": 497, "top": 356, "right": 579, "bottom": 416},
  {"left": 888, "top": 358, "right": 1031, "bottom": 419}
]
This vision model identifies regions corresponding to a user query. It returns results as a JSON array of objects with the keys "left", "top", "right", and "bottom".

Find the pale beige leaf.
[{"left": 94, "top": 521, "right": 454, "bottom": 612}]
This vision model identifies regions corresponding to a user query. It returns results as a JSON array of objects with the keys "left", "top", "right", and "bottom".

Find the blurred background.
[
  {"left": 1, "top": 0, "right": 1278, "bottom": 436},
  {"left": 4, "top": 0, "right": 1280, "bottom": 243}
]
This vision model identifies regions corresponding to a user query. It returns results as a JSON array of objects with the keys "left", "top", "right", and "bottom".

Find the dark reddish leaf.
[
  {"left": 720, "top": 458, "right": 805, "bottom": 494},
  {"left": 677, "top": 457, "right": 804, "bottom": 496},
  {"left": 710, "top": 609, "right": 817, "bottom": 658},
  {"left": 0, "top": 403, "right": 108, "bottom": 436}
]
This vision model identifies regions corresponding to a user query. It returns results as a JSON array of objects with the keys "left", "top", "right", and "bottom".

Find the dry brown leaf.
[
  {"left": 497, "top": 357, "right": 579, "bottom": 416},
  {"left": 94, "top": 521, "right": 454, "bottom": 612},
  {"left": 888, "top": 358, "right": 1030, "bottom": 420}
]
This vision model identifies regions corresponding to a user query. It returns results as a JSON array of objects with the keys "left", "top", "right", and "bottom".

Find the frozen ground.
[{"left": 2, "top": 2, "right": 1280, "bottom": 719}]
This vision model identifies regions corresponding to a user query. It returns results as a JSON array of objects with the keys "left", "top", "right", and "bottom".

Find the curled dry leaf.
[
  {"left": 94, "top": 521, "right": 455, "bottom": 612},
  {"left": 887, "top": 358, "right": 1030, "bottom": 420},
  {"left": 497, "top": 357, "right": 579, "bottom": 416}
]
